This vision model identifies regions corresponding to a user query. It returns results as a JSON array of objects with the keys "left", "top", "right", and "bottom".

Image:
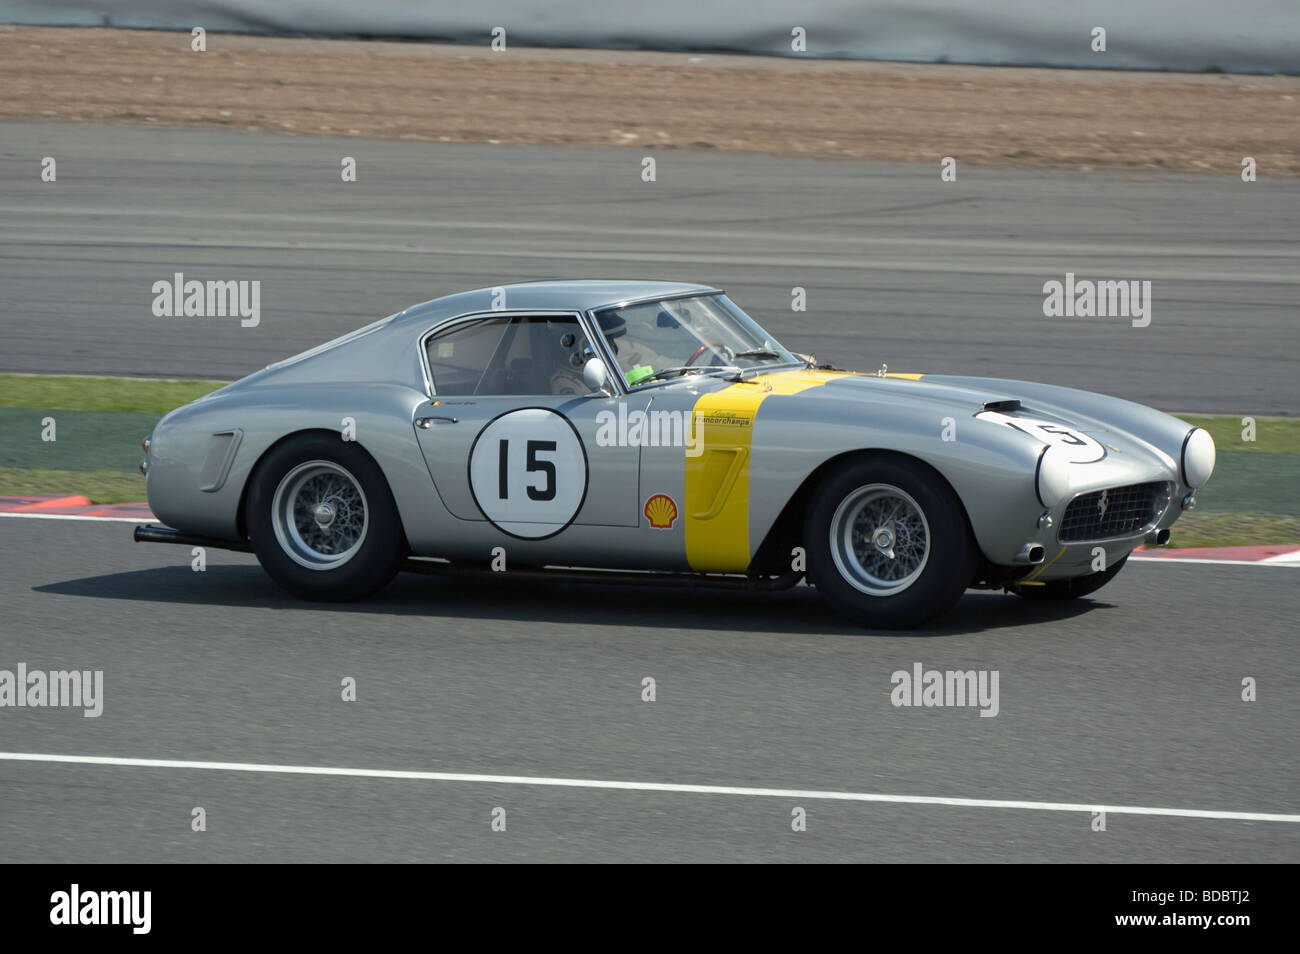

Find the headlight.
[
  {"left": 1035, "top": 445, "right": 1071, "bottom": 507},
  {"left": 1180, "top": 427, "right": 1215, "bottom": 488}
]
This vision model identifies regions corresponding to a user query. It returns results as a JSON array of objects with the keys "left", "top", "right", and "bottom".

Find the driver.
[{"left": 596, "top": 309, "right": 712, "bottom": 387}]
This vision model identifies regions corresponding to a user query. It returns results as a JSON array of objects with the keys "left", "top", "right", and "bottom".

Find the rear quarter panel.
[{"left": 146, "top": 383, "right": 443, "bottom": 545}]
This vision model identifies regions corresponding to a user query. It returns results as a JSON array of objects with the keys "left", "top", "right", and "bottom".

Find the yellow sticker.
[{"left": 684, "top": 370, "right": 848, "bottom": 571}]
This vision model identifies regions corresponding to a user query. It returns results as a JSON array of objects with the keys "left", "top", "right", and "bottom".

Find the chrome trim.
[
  {"left": 134, "top": 524, "right": 252, "bottom": 553},
  {"left": 1055, "top": 480, "right": 1173, "bottom": 544},
  {"left": 827, "top": 483, "right": 932, "bottom": 597},
  {"left": 198, "top": 428, "right": 243, "bottom": 493},
  {"left": 1018, "top": 544, "right": 1067, "bottom": 582},
  {"left": 1144, "top": 527, "right": 1172, "bottom": 547},
  {"left": 1033, "top": 445, "right": 1050, "bottom": 507},
  {"left": 577, "top": 308, "right": 628, "bottom": 397},
  {"left": 590, "top": 287, "right": 724, "bottom": 314},
  {"left": 270, "top": 460, "right": 370, "bottom": 570},
  {"left": 1016, "top": 543, "right": 1046, "bottom": 564},
  {"left": 416, "top": 338, "right": 434, "bottom": 398},
  {"left": 599, "top": 361, "right": 810, "bottom": 395}
]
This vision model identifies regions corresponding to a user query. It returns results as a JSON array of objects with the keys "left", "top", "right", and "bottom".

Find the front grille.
[{"left": 1059, "top": 481, "right": 1170, "bottom": 542}]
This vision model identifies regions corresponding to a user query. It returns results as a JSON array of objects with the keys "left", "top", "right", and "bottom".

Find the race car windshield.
[{"left": 592, "top": 294, "right": 797, "bottom": 388}]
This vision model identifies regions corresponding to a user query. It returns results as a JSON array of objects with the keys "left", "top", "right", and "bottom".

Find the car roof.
[{"left": 391, "top": 280, "right": 721, "bottom": 327}]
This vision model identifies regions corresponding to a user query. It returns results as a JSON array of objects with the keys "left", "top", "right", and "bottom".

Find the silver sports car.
[{"left": 136, "top": 280, "right": 1215, "bottom": 628}]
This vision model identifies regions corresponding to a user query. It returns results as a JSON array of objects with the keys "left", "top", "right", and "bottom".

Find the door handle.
[{"left": 416, "top": 415, "right": 458, "bottom": 428}]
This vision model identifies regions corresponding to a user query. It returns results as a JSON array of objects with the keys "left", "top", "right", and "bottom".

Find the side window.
[
  {"left": 425, "top": 317, "right": 510, "bottom": 396},
  {"left": 426, "top": 315, "right": 595, "bottom": 396}
]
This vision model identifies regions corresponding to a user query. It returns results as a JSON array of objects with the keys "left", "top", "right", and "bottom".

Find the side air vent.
[{"left": 198, "top": 429, "right": 243, "bottom": 492}]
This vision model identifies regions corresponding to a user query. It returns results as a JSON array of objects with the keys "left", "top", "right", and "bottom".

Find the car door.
[{"left": 413, "top": 311, "right": 646, "bottom": 538}]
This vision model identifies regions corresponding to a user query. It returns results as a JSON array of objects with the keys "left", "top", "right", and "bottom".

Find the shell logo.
[{"left": 644, "top": 493, "right": 679, "bottom": 530}]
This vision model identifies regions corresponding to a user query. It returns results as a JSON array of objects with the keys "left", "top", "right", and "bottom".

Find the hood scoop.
[{"left": 982, "top": 399, "right": 1021, "bottom": 413}]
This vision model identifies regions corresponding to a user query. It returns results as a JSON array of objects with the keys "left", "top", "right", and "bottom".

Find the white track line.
[
  {"left": 1129, "top": 555, "right": 1298, "bottom": 567},
  {"left": 1261, "top": 551, "right": 1300, "bottom": 564},
  {"left": 0, "top": 512, "right": 145, "bottom": 524},
  {"left": 5, "top": 511, "right": 1297, "bottom": 566},
  {"left": 2, "top": 752, "right": 1296, "bottom": 823}
]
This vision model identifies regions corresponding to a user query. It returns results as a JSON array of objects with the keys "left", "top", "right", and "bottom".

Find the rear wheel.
[
  {"left": 1012, "top": 555, "right": 1128, "bottom": 601},
  {"left": 245, "top": 434, "right": 406, "bottom": 601},
  {"left": 803, "top": 455, "right": 977, "bottom": 629}
]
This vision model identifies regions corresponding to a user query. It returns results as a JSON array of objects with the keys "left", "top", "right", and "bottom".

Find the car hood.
[{"left": 735, "top": 368, "right": 1186, "bottom": 473}]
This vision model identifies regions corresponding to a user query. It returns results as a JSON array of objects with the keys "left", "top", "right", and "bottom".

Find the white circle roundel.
[
  {"left": 468, "top": 408, "right": 588, "bottom": 538},
  {"left": 975, "top": 411, "right": 1106, "bottom": 463}
]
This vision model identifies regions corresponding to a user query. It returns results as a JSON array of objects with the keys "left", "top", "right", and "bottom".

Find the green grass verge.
[
  {"left": 1177, "top": 414, "right": 1300, "bottom": 455},
  {"left": 0, "top": 408, "right": 165, "bottom": 472},
  {"left": 0, "top": 375, "right": 226, "bottom": 504},
  {"left": 1166, "top": 512, "right": 1300, "bottom": 550},
  {"left": 0, "top": 374, "right": 227, "bottom": 414},
  {"left": 0, "top": 466, "right": 146, "bottom": 504}
]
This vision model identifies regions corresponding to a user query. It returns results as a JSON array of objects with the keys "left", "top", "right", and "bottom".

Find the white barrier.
[{"left": 3, "top": 0, "right": 1297, "bottom": 73}]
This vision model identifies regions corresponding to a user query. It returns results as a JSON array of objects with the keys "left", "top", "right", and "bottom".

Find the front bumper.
[{"left": 999, "top": 476, "right": 1192, "bottom": 582}]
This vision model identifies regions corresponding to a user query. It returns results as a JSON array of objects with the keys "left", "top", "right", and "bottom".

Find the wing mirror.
[{"left": 583, "top": 357, "right": 612, "bottom": 394}]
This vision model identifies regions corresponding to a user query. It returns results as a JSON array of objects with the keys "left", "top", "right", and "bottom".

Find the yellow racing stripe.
[
  {"left": 684, "top": 370, "right": 848, "bottom": 571},
  {"left": 1019, "top": 545, "right": 1067, "bottom": 583}
]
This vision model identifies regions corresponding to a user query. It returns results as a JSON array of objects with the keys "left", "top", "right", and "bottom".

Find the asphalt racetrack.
[
  {"left": 0, "top": 518, "right": 1297, "bottom": 862},
  {"left": 2, "top": 121, "right": 1297, "bottom": 413},
  {"left": 0, "top": 121, "right": 1297, "bottom": 862}
]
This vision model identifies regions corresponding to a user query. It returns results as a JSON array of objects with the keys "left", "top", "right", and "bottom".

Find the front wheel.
[
  {"left": 803, "top": 455, "right": 977, "bottom": 629},
  {"left": 245, "top": 434, "right": 407, "bottom": 601}
]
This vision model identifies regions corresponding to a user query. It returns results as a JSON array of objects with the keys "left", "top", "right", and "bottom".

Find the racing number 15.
[
  {"left": 498, "top": 439, "right": 557, "bottom": 501},
  {"left": 1035, "top": 423, "right": 1087, "bottom": 447}
]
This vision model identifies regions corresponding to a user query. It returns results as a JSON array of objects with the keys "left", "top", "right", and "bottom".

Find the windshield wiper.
[
  {"left": 643, "top": 365, "right": 739, "bottom": 383},
  {"left": 732, "top": 349, "right": 783, "bottom": 361}
]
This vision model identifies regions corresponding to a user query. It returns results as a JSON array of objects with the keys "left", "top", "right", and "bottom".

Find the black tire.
[
  {"left": 1012, "top": 555, "right": 1128, "bottom": 601},
  {"left": 803, "top": 454, "right": 978, "bottom": 629},
  {"left": 245, "top": 433, "right": 406, "bottom": 601}
]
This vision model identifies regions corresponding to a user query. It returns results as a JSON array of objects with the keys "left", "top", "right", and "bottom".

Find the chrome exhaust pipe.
[
  {"left": 1015, "top": 543, "right": 1046, "bottom": 565},
  {"left": 1144, "top": 527, "right": 1171, "bottom": 547},
  {"left": 133, "top": 524, "right": 252, "bottom": 553}
]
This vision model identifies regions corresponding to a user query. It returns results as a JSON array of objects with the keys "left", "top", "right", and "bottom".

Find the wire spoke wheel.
[
  {"left": 829, "top": 483, "right": 931, "bottom": 596},
  {"left": 271, "top": 460, "right": 370, "bottom": 570}
]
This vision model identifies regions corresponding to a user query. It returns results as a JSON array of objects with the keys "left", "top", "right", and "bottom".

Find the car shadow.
[{"left": 34, "top": 564, "right": 1112, "bottom": 637}]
